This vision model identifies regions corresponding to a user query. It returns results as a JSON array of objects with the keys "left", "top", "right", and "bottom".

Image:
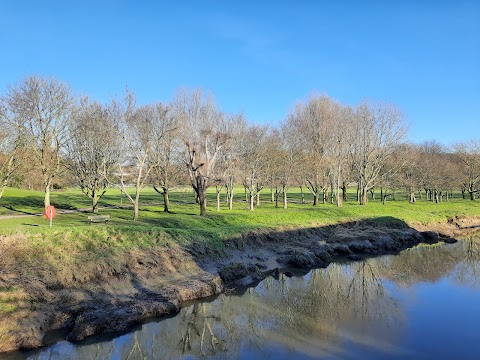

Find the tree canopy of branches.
[
  {"left": 0, "top": 105, "right": 22, "bottom": 199},
  {"left": 173, "top": 89, "right": 233, "bottom": 216},
  {"left": 454, "top": 140, "right": 480, "bottom": 200},
  {"left": 3, "top": 74, "right": 480, "bottom": 218},
  {"left": 148, "top": 103, "right": 180, "bottom": 213},
  {"left": 350, "top": 101, "right": 407, "bottom": 205},
  {"left": 4, "top": 75, "right": 76, "bottom": 209},
  {"left": 65, "top": 99, "right": 121, "bottom": 212},
  {"left": 117, "top": 94, "right": 174, "bottom": 221}
]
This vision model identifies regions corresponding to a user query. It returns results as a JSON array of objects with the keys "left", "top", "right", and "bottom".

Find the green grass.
[
  {"left": 1, "top": 186, "right": 479, "bottom": 244},
  {"left": 1, "top": 185, "right": 479, "bottom": 306}
]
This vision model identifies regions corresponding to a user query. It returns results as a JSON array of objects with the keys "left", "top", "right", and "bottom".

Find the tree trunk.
[
  {"left": 275, "top": 186, "right": 279, "bottom": 208},
  {"left": 163, "top": 191, "right": 169, "bottom": 212},
  {"left": 356, "top": 186, "right": 360, "bottom": 202},
  {"left": 342, "top": 181, "right": 347, "bottom": 202},
  {"left": 300, "top": 185, "right": 305, "bottom": 204},
  {"left": 313, "top": 193, "right": 318, "bottom": 206},
  {"left": 409, "top": 191, "right": 416, "bottom": 203},
  {"left": 199, "top": 190, "right": 207, "bottom": 216},
  {"left": 249, "top": 192, "right": 254, "bottom": 211},
  {"left": 92, "top": 191, "right": 99, "bottom": 213},
  {"left": 469, "top": 191, "right": 475, "bottom": 200},
  {"left": 228, "top": 187, "right": 234, "bottom": 210},
  {"left": 283, "top": 187, "right": 287, "bottom": 209},
  {"left": 360, "top": 188, "right": 368, "bottom": 205},
  {"left": 216, "top": 186, "right": 221, "bottom": 211},
  {"left": 133, "top": 188, "right": 141, "bottom": 221},
  {"left": 44, "top": 180, "right": 52, "bottom": 210},
  {"left": 256, "top": 191, "right": 260, "bottom": 206},
  {"left": 322, "top": 188, "right": 328, "bottom": 204}
]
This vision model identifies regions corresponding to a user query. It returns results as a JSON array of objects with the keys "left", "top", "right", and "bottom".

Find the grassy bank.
[
  {"left": 1, "top": 186, "right": 480, "bottom": 351},
  {"left": 1, "top": 186, "right": 479, "bottom": 286},
  {"left": 1, "top": 186, "right": 480, "bottom": 240}
]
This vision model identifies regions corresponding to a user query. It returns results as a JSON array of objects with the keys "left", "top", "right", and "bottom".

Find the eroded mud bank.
[{"left": 1, "top": 216, "right": 477, "bottom": 353}]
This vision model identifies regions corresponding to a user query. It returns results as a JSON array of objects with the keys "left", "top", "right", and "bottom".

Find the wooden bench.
[{"left": 87, "top": 215, "right": 110, "bottom": 223}]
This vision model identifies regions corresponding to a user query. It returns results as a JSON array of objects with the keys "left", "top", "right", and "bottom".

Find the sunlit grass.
[{"left": 1, "top": 186, "right": 479, "bottom": 245}]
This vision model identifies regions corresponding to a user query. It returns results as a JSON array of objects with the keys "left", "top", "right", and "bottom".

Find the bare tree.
[
  {"left": 239, "top": 125, "right": 270, "bottom": 211},
  {"left": 149, "top": 103, "right": 181, "bottom": 213},
  {"left": 173, "top": 89, "right": 231, "bottom": 216},
  {"left": 5, "top": 75, "right": 76, "bottom": 209},
  {"left": 330, "top": 105, "right": 352, "bottom": 207},
  {"left": 287, "top": 95, "right": 337, "bottom": 205},
  {"left": 350, "top": 101, "right": 407, "bottom": 205},
  {"left": 222, "top": 114, "right": 247, "bottom": 211},
  {"left": 418, "top": 141, "right": 459, "bottom": 202},
  {"left": 210, "top": 114, "right": 247, "bottom": 212},
  {"left": 117, "top": 94, "right": 170, "bottom": 220},
  {"left": 0, "top": 101, "right": 23, "bottom": 198},
  {"left": 454, "top": 140, "right": 480, "bottom": 200},
  {"left": 276, "top": 126, "right": 300, "bottom": 209},
  {"left": 65, "top": 99, "right": 121, "bottom": 212}
]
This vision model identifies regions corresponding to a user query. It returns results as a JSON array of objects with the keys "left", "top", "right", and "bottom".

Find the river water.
[{"left": 7, "top": 238, "right": 480, "bottom": 360}]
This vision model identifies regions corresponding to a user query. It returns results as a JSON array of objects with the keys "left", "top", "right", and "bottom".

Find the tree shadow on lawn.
[{"left": 1, "top": 196, "right": 82, "bottom": 215}]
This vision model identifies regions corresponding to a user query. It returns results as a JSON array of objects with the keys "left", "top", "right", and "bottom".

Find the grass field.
[
  {"left": 1, "top": 186, "right": 479, "bottom": 246},
  {"left": 0, "top": 185, "right": 479, "bottom": 322}
]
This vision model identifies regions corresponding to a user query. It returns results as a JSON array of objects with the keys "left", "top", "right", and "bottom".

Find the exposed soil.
[{"left": 0, "top": 216, "right": 478, "bottom": 353}]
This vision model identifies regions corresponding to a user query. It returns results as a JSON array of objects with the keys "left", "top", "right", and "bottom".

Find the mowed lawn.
[{"left": 1, "top": 186, "right": 479, "bottom": 246}]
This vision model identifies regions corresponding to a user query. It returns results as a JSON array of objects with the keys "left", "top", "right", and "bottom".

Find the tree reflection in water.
[{"left": 21, "top": 237, "right": 480, "bottom": 360}]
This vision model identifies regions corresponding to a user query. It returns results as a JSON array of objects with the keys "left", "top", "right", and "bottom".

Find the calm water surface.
[{"left": 8, "top": 238, "right": 480, "bottom": 360}]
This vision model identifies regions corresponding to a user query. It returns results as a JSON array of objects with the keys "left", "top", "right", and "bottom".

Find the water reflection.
[{"left": 16, "top": 238, "right": 480, "bottom": 360}]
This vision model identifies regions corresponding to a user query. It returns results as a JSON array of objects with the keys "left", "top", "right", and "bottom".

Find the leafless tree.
[
  {"left": 454, "top": 140, "right": 480, "bottom": 200},
  {"left": 226, "top": 116, "right": 247, "bottom": 210},
  {"left": 65, "top": 99, "right": 121, "bottom": 212},
  {"left": 213, "top": 113, "right": 247, "bottom": 211},
  {"left": 326, "top": 102, "right": 350, "bottom": 207},
  {"left": 418, "top": 141, "right": 459, "bottom": 202},
  {"left": 239, "top": 125, "right": 270, "bottom": 211},
  {"left": 350, "top": 101, "right": 407, "bottom": 205},
  {"left": 173, "top": 89, "right": 231, "bottom": 216},
  {"left": 287, "top": 95, "right": 337, "bottom": 205},
  {"left": 277, "top": 125, "right": 301, "bottom": 209},
  {"left": 5, "top": 75, "right": 76, "bottom": 209},
  {"left": 117, "top": 94, "right": 171, "bottom": 220},
  {"left": 148, "top": 103, "right": 181, "bottom": 213},
  {"left": 394, "top": 144, "right": 424, "bottom": 203},
  {"left": 0, "top": 101, "right": 23, "bottom": 198}
]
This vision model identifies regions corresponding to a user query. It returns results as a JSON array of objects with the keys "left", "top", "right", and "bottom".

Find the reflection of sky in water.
[{"left": 9, "top": 239, "right": 480, "bottom": 360}]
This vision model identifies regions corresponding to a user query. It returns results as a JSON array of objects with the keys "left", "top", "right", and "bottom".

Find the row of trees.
[{"left": 1, "top": 75, "right": 479, "bottom": 218}]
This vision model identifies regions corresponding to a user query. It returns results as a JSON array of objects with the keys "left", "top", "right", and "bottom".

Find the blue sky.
[{"left": 0, "top": 0, "right": 478, "bottom": 144}]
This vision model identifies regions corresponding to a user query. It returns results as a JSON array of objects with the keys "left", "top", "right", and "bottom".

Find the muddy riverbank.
[{"left": 1, "top": 216, "right": 478, "bottom": 353}]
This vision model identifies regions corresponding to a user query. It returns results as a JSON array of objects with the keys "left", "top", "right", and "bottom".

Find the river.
[{"left": 7, "top": 237, "right": 480, "bottom": 359}]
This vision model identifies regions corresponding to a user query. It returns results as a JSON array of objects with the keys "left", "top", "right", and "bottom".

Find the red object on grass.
[{"left": 44, "top": 205, "right": 57, "bottom": 220}]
